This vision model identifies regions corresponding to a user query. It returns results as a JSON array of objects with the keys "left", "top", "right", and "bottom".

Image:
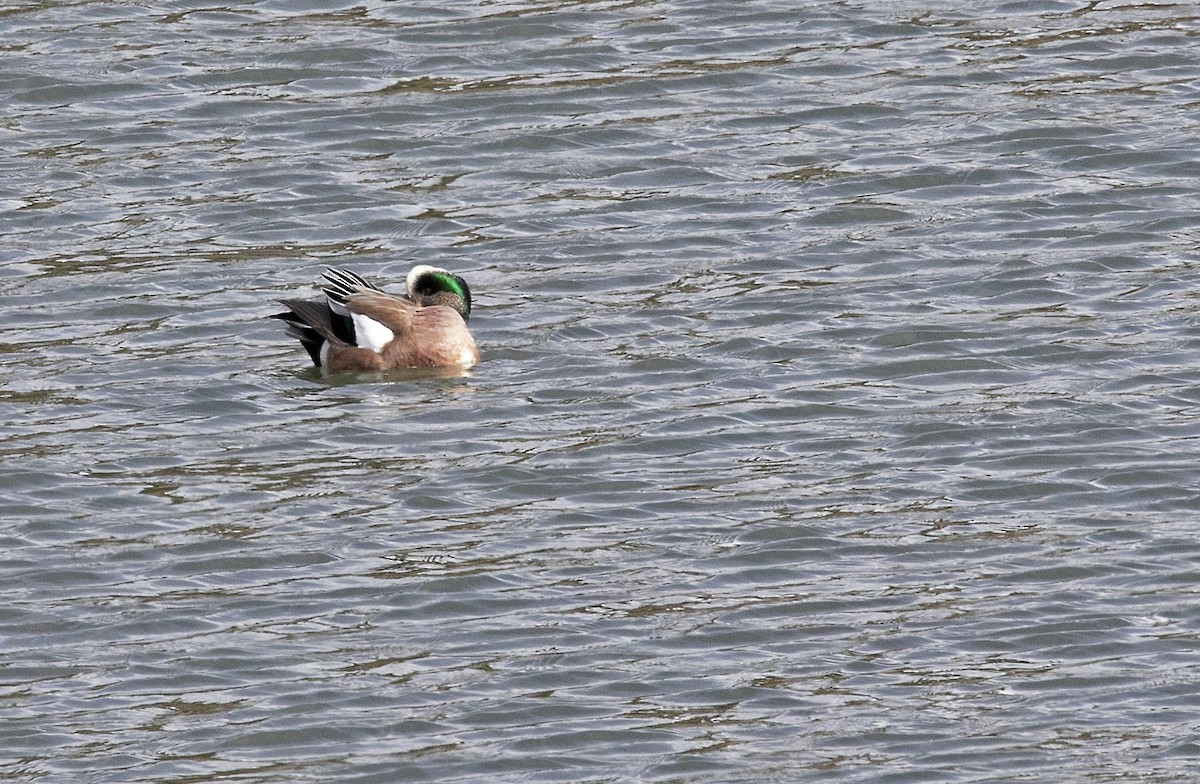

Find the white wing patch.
[{"left": 352, "top": 313, "right": 395, "bottom": 353}]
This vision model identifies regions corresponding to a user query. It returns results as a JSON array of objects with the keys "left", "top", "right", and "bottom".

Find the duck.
[{"left": 273, "top": 265, "right": 479, "bottom": 372}]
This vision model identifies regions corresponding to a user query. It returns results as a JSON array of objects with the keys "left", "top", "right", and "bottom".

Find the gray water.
[{"left": 3, "top": 1, "right": 1200, "bottom": 782}]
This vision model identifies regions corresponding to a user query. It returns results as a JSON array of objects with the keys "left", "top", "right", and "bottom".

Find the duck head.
[{"left": 407, "top": 265, "right": 473, "bottom": 322}]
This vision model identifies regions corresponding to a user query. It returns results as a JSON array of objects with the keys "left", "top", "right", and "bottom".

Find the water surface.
[{"left": 3, "top": 1, "right": 1200, "bottom": 782}]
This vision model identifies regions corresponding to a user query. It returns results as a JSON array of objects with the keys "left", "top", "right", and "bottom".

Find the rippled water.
[{"left": 4, "top": 1, "right": 1200, "bottom": 781}]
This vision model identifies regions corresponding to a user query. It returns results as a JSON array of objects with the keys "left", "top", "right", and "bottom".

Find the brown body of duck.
[{"left": 273, "top": 266, "right": 479, "bottom": 372}]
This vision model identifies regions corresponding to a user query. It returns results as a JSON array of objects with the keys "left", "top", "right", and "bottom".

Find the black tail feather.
[
  {"left": 272, "top": 298, "right": 350, "bottom": 368},
  {"left": 274, "top": 269, "right": 381, "bottom": 368}
]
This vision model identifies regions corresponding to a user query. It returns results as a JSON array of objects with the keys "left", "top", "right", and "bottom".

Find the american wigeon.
[{"left": 273, "top": 265, "right": 479, "bottom": 372}]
